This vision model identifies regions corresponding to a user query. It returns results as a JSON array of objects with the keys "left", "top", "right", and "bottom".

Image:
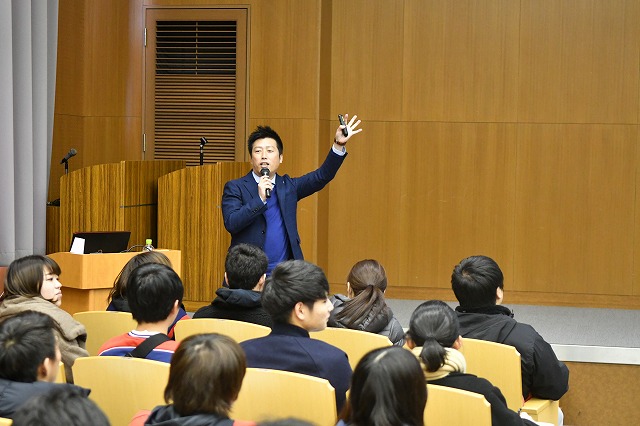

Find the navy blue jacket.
[
  {"left": 240, "top": 322, "right": 352, "bottom": 412},
  {"left": 222, "top": 149, "right": 347, "bottom": 260},
  {"left": 0, "top": 379, "right": 90, "bottom": 418}
]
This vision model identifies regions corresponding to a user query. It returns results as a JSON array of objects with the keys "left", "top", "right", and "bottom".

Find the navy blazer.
[
  {"left": 241, "top": 322, "right": 352, "bottom": 412},
  {"left": 221, "top": 149, "right": 347, "bottom": 260}
]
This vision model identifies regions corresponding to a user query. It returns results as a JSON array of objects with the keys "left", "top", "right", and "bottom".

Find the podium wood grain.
[
  {"left": 158, "top": 162, "right": 249, "bottom": 303},
  {"left": 59, "top": 160, "right": 185, "bottom": 253}
]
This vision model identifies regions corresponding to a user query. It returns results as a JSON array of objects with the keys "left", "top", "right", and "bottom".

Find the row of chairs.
[
  {"left": 73, "top": 311, "right": 392, "bottom": 370},
  {"left": 71, "top": 311, "right": 557, "bottom": 425},
  {"left": 71, "top": 356, "right": 491, "bottom": 426}
]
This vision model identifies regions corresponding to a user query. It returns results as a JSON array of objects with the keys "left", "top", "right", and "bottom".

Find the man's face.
[
  {"left": 250, "top": 137, "right": 282, "bottom": 177},
  {"left": 300, "top": 297, "right": 333, "bottom": 332}
]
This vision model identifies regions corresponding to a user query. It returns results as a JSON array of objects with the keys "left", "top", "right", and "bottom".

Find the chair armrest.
[{"left": 521, "top": 398, "right": 559, "bottom": 426}]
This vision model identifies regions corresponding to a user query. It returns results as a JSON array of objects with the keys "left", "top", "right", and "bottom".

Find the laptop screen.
[{"left": 70, "top": 231, "right": 131, "bottom": 254}]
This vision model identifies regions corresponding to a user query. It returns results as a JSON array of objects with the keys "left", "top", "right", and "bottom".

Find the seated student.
[
  {"left": 131, "top": 333, "right": 255, "bottom": 426},
  {"left": 240, "top": 260, "right": 352, "bottom": 412},
  {"left": 12, "top": 386, "right": 109, "bottom": 426},
  {"left": 194, "top": 244, "right": 272, "bottom": 327},
  {"left": 0, "top": 255, "right": 88, "bottom": 382},
  {"left": 98, "top": 263, "right": 182, "bottom": 362},
  {"left": 406, "top": 300, "right": 538, "bottom": 426},
  {"left": 107, "top": 251, "right": 189, "bottom": 339},
  {"left": 329, "top": 259, "right": 404, "bottom": 345},
  {"left": 451, "top": 255, "right": 569, "bottom": 401},
  {"left": 338, "top": 346, "right": 427, "bottom": 426},
  {"left": 0, "top": 311, "right": 90, "bottom": 419}
]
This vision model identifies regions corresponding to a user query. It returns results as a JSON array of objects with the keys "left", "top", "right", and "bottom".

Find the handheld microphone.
[
  {"left": 200, "top": 137, "right": 208, "bottom": 146},
  {"left": 60, "top": 148, "right": 77, "bottom": 164},
  {"left": 260, "top": 168, "right": 271, "bottom": 199}
]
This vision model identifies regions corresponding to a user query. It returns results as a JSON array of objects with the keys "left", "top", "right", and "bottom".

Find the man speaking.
[{"left": 222, "top": 114, "right": 362, "bottom": 275}]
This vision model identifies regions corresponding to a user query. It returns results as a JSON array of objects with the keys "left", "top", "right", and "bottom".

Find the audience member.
[
  {"left": 12, "top": 386, "right": 109, "bottom": 426},
  {"left": 194, "top": 244, "right": 272, "bottom": 327},
  {"left": 338, "top": 346, "right": 427, "bottom": 426},
  {"left": 451, "top": 255, "right": 569, "bottom": 400},
  {"left": 0, "top": 255, "right": 88, "bottom": 382},
  {"left": 240, "top": 260, "right": 352, "bottom": 412},
  {"left": 132, "top": 333, "right": 255, "bottom": 426},
  {"left": 106, "top": 251, "right": 189, "bottom": 339},
  {"left": 0, "top": 311, "right": 90, "bottom": 418},
  {"left": 406, "top": 300, "right": 538, "bottom": 426},
  {"left": 329, "top": 259, "right": 404, "bottom": 345},
  {"left": 98, "top": 263, "right": 182, "bottom": 362}
]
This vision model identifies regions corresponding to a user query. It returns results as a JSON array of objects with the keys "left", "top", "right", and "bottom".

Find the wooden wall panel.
[
  {"left": 560, "top": 362, "right": 640, "bottom": 426},
  {"left": 326, "top": 121, "right": 517, "bottom": 293},
  {"left": 514, "top": 124, "right": 636, "bottom": 295},
  {"left": 51, "top": 0, "right": 144, "bottom": 204},
  {"left": 55, "top": 1, "right": 87, "bottom": 116},
  {"left": 633, "top": 126, "right": 640, "bottom": 297},
  {"left": 403, "top": 0, "right": 520, "bottom": 122},
  {"left": 326, "top": 122, "right": 405, "bottom": 285},
  {"left": 248, "top": 0, "right": 321, "bottom": 119},
  {"left": 85, "top": 0, "right": 143, "bottom": 116},
  {"left": 331, "top": 0, "right": 404, "bottom": 121},
  {"left": 519, "top": 0, "right": 640, "bottom": 123},
  {"left": 49, "top": 115, "right": 142, "bottom": 203}
]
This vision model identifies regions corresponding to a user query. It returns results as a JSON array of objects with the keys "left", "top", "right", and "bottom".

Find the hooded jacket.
[
  {"left": 328, "top": 294, "right": 405, "bottom": 346},
  {"left": 455, "top": 305, "right": 569, "bottom": 400},
  {"left": 193, "top": 288, "right": 272, "bottom": 328}
]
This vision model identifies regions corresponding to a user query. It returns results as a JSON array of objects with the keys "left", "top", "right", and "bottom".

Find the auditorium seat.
[
  {"left": 310, "top": 327, "right": 391, "bottom": 370},
  {"left": 73, "top": 311, "right": 137, "bottom": 356},
  {"left": 460, "top": 338, "right": 559, "bottom": 425},
  {"left": 174, "top": 318, "right": 270, "bottom": 343},
  {"left": 231, "top": 367, "right": 337, "bottom": 426},
  {"left": 72, "top": 356, "right": 169, "bottom": 426},
  {"left": 424, "top": 384, "right": 491, "bottom": 425}
]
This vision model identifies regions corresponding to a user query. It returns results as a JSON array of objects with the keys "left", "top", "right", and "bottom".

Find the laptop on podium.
[{"left": 69, "top": 231, "right": 131, "bottom": 254}]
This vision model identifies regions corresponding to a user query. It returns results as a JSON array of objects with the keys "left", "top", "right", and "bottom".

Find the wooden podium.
[
  {"left": 57, "top": 160, "right": 185, "bottom": 254},
  {"left": 49, "top": 250, "right": 181, "bottom": 315},
  {"left": 158, "top": 162, "right": 249, "bottom": 307}
]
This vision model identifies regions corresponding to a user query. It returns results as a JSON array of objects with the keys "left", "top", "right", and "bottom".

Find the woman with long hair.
[
  {"left": 338, "top": 346, "right": 427, "bottom": 426},
  {"left": 0, "top": 255, "right": 88, "bottom": 383},
  {"left": 406, "top": 300, "right": 537, "bottom": 426},
  {"left": 329, "top": 259, "right": 404, "bottom": 345}
]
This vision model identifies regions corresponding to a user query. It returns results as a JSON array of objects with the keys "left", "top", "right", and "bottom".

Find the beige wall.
[{"left": 50, "top": 0, "right": 640, "bottom": 309}]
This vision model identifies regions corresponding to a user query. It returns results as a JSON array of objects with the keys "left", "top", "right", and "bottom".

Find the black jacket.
[
  {"left": 456, "top": 305, "right": 569, "bottom": 400},
  {"left": 431, "top": 373, "right": 538, "bottom": 426},
  {"left": 328, "top": 294, "right": 405, "bottom": 346},
  {"left": 0, "top": 379, "right": 90, "bottom": 418},
  {"left": 193, "top": 288, "right": 272, "bottom": 328},
  {"left": 144, "top": 405, "right": 234, "bottom": 425}
]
